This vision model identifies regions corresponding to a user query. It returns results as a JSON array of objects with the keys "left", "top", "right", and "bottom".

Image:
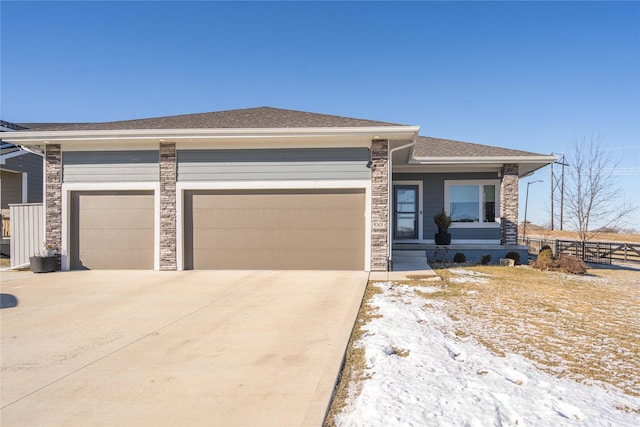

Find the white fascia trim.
[
  {"left": 175, "top": 179, "right": 372, "bottom": 272},
  {"left": 409, "top": 155, "right": 557, "bottom": 164},
  {"left": 60, "top": 181, "right": 161, "bottom": 271},
  {"left": 3, "top": 126, "right": 420, "bottom": 144}
]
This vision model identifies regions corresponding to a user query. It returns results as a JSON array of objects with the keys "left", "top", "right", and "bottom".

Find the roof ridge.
[{"left": 10, "top": 107, "right": 407, "bottom": 131}]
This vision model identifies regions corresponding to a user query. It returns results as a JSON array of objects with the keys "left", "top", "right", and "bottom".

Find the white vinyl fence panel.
[{"left": 9, "top": 203, "right": 43, "bottom": 268}]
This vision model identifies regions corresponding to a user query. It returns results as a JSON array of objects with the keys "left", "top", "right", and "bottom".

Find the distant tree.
[{"left": 564, "top": 136, "right": 637, "bottom": 242}]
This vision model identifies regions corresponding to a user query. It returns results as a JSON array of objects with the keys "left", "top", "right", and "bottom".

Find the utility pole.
[
  {"left": 524, "top": 180, "right": 543, "bottom": 239},
  {"left": 550, "top": 153, "right": 569, "bottom": 230}
]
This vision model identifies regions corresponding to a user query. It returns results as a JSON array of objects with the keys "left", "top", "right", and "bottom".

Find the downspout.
[{"left": 387, "top": 138, "right": 417, "bottom": 271}]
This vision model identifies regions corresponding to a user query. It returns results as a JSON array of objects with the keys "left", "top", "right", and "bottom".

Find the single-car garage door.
[
  {"left": 184, "top": 189, "right": 365, "bottom": 270},
  {"left": 71, "top": 191, "right": 154, "bottom": 269}
]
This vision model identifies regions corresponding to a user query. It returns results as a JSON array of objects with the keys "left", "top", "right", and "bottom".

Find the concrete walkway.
[
  {"left": 369, "top": 264, "right": 442, "bottom": 282},
  {"left": 0, "top": 269, "right": 368, "bottom": 426}
]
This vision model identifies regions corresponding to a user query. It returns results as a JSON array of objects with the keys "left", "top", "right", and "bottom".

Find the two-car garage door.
[
  {"left": 70, "top": 189, "right": 365, "bottom": 270},
  {"left": 184, "top": 189, "right": 365, "bottom": 270}
]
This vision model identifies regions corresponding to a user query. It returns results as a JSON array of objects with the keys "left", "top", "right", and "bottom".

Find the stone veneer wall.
[
  {"left": 500, "top": 164, "right": 519, "bottom": 245},
  {"left": 370, "top": 139, "right": 389, "bottom": 271},
  {"left": 159, "top": 143, "right": 177, "bottom": 270},
  {"left": 45, "top": 144, "right": 62, "bottom": 253}
]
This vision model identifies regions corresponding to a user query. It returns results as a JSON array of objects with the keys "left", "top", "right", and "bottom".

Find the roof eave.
[
  {"left": 409, "top": 155, "right": 557, "bottom": 164},
  {"left": 2, "top": 126, "right": 420, "bottom": 144}
]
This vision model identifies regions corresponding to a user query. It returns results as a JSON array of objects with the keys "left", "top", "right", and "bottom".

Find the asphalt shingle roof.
[
  {"left": 413, "top": 135, "right": 547, "bottom": 158},
  {"left": 16, "top": 107, "right": 404, "bottom": 131}
]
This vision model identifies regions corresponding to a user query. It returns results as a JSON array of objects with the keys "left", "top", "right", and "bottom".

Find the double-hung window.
[{"left": 444, "top": 180, "right": 500, "bottom": 226}]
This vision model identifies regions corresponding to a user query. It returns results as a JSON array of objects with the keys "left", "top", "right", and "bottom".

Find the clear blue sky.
[{"left": 2, "top": 1, "right": 639, "bottom": 231}]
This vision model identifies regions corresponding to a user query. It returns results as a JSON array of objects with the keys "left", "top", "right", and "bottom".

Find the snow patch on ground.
[{"left": 335, "top": 282, "right": 640, "bottom": 427}]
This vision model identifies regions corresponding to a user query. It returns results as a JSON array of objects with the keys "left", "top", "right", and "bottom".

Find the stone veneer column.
[
  {"left": 370, "top": 139, "right": 389, "bottom": 271},
  {"left": 45, "top": 144, "right": 63, "bottom": 253},
  {"left": 159, "top": 143, "right": 177, "bottom": 270},
  {"left": 500, "top": 164, "right": 519, "bottom": 245}
]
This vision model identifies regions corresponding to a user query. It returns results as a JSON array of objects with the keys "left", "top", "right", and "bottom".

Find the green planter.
[{"left": 30, "top": 256, "right": 58, "bottom": 273}]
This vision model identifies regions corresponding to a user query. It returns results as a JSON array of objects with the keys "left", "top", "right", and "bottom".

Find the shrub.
[
  {"left": 538, "top": 248, "right": 553, "bottom": 261},
  {"left": 453, "top": 252, "right": 466, "bottom": 263},
  {"left": 433, "top": 209, "right": 453, "bottom": 231},
  {"left": 481, "top": 254, "right": 492, "bottom": 265},
  {"left": 557, "top": 255, "right": 587, "bottom": 274},
  {"left": 540, "top": 245, "right": 552, "bottom": 253},
  {"left": 505, "top": 251, "right": 521, "bottom": 265},
  {"left": 530, "top": 254, "right": 587, "bottom": 275},
  {"left": 530, "top": 256, "right": 553, "bottom": 271}
]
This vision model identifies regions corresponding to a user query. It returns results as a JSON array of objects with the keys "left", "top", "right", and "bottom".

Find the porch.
[{"left": 391, "top": 243, "right": 529, "bottom": 268}]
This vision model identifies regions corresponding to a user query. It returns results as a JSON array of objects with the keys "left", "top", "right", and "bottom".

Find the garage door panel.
[
  {"left": 76, "top": 249, "right": 153, "bottom": 270},
  {"left": 193, "top": 248, "right": 362, "bottom": 270},
  {"left": 72, "top": 191, "right": 154, "bottom": 270},
  {"left": 77, "top": 194, "right": 153, "bottom": 209},
  {"left": 78, "top": 209, "right": 154, "bottom": 229},
  {"left": 193, "top": 228, "right": 362, "bottom": 250},
  {"left": 192, "top": 208, "right": 363, "bottom": 230},
  {"left": 79, "top": 229, "right": 154, "bottom": 249},
  {"left": 185, "top": 190, "right": 365, "bottom": 270},
  {"left": 191, "top": 192, "right": 360, "bottom": 210}
]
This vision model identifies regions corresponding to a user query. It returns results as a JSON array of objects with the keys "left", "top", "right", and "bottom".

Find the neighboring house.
[
  {"left": 2, "top": 107, "right": 555, "bottom": 271},
  {"left": 1, "top": 121, "right": 44, "bottom": 250}
]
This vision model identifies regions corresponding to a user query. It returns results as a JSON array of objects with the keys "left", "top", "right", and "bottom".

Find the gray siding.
[
  {"left": 1, "top": 170, "right": 22, "bottom": 209},
  {"left": 177, "top": 148, "right": 370, "bottom": 181},
  {"left": 3, "top": 152, "right": 43, "bottom": 204},
  {"left": 63, "top": 151, "right": 159, "bottom": 183},
  {"left": 394, "top": 172, "right": 500, "bottom": 240}
]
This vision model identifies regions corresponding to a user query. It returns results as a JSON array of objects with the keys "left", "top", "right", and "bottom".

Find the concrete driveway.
[{"left": 0, "top": 269, "right": 368, "bottom": 426}]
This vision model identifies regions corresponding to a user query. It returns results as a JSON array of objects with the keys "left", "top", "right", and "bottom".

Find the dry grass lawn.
[{"left": 434, "top": 265, "right": 640, "bottom": 397}]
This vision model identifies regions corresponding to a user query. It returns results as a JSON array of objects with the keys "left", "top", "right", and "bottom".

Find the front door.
[{"left": 394, "top": 185, "right": 419, "bottom": 240}]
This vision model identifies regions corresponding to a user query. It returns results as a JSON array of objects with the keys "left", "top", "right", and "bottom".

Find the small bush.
[
  {"left": 505, "top": 251, "right": 521, "bottom": 265},
  {"left": 530, "top": 256, "right": 553, "bottom": 271},
  {"left": 540, "top": 245, "right": 552, "bottom": 253},
  {"left": 481, "top": 254, "right": 492, "bottom": 265},
  {"left": 538, "top": 248, "right": 553, "bottom": 261},
  {"left": 557, "top": 255, "right": 587, "bottom": 274},
  {"left": 530, "top": 254, "right": 587, "bottom": 275},
  {"left": 453, "top": 252, "right": 466, "bottom": 263}
]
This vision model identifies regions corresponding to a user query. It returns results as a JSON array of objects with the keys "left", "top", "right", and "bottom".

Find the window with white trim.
[{"left": 444, "top": 180, "right": 500, "bottom": 225}]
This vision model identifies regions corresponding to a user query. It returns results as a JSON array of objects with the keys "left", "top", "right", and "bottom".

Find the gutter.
[{"left": 409, "top": 155, "right": 558, "bottom": 164}]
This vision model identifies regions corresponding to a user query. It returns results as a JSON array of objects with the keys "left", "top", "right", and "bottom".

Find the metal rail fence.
[{"left": 519, "top": 237, "right": 640, "bottom": 265}]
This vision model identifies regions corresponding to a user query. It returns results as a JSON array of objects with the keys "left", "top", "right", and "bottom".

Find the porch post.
[
  {"left": 159, "top": 142, "right": 177, "bottom": 270},
  {"left": 500, "top": 164, "right": 519, "bottom": 245},
  {"left": 44, "top": 144, "right": 62, "bottom": 254},
  {"left": 370, "top": 139, "right": 389, "bottom": 271}
]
